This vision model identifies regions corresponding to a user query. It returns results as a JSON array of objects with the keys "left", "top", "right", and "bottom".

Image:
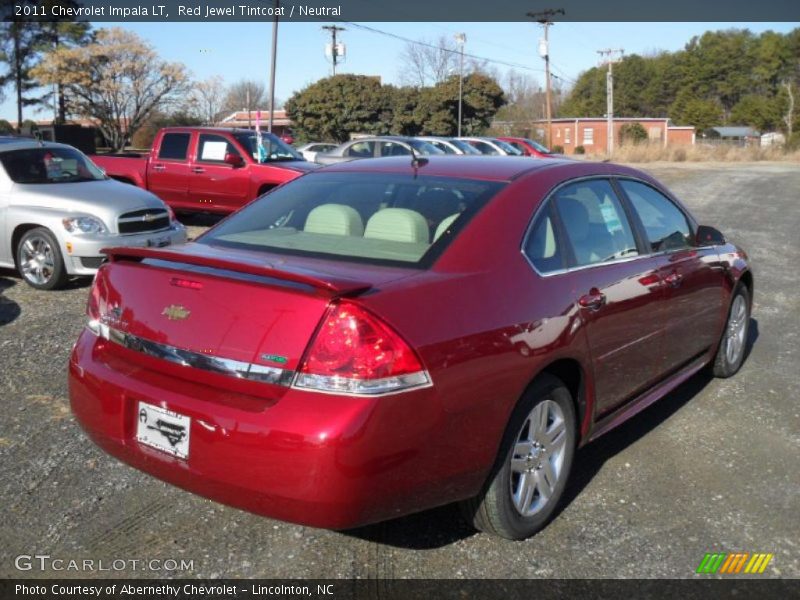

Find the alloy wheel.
[
  {"left": 725, "top": 294, "right": 748, "bottom": 366},
  {"left": 19, "top": 234, "right": 56, "bottom": 286}
]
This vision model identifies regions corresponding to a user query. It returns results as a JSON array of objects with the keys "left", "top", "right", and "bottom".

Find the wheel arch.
[
  {"left": 11, "top": 223, "right": 44, "bottom": 267},
  {"left": 738, "top": 269, "right": 754, "bottom": 310},
  {"left": 527, "top": 357, "right": 590, "bottom": 442}
]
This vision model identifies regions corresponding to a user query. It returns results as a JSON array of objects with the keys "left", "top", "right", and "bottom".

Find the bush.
[
  {"left": 619, "top": 122, "right": 648, "bottom": 145},
  {"left": 574, "top": 145, "right": 585, "bottom": 155},
  {"left": 551, "top": 144, "right": 564, "bottom": 154},
  {"left": 0, "top": 119, "right": 14, "bottom": 134}
]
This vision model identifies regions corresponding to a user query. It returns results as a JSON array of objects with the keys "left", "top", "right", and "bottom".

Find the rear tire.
[
  {"left": 460, "top": 374, "right": 576, "bottom": 540},
  {"left": 16, "top": 227, "right": 68, "bottom": 291},
  {"left": 712, "top": 284, "right": 750, "bottom": 378}
]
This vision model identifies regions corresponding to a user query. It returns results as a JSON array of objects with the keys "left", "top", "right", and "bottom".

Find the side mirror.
[
  {"left": 224, "top": 152, "right": 244, "bottom": 168},
  {"left": 696, "top": 225, "right": 726, "bottom": 246}
]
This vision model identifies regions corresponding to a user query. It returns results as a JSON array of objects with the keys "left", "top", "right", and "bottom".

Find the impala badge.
[{"left": 162, "top": 305, "right": 191, "bottom": 321}]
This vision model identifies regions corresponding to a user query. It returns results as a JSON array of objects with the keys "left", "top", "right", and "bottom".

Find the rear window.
[
  {"left": 200, "top": 172, "right": 505, "bottom": 267},
  {"left": 158, "top": 133, "right": 191, "bottom": 160}
]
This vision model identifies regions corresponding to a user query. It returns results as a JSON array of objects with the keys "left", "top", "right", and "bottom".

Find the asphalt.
[{"left": 0, "top": 162, "right": 798, "bottom": 579}]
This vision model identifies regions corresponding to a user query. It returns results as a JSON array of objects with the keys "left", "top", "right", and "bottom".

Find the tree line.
[{"left": 560, "top": 28, "right": 800, "bottom": 140}]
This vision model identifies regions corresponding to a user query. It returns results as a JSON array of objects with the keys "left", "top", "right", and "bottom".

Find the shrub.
[
  {"left": 574, "top": 145, "right": 585, "bottom": 155},
  {"left": 551, "top": 144, "right": 564, "bottom": 154},
  {"left": 0, "top": 119, "right": 14, "bottom": 135},
  {"left": 619, "top": 122, "right": 648, "bottom": 145}
]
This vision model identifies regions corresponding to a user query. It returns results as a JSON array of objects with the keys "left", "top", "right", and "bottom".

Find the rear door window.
[
  {"left": 553, "top": 179, "right": 639, "bottom": 267},
  {"left": 346, "top": 141, "right": 374, "bottom": 158},
  {"left": 157, "top": 133, "right": 191, "bottom": 161},
  {"left": 524, "top": 204, "right": 564, "bottom": 274},
  {"left": 619, "top": 180, "right": 692, "bottom": 252}
]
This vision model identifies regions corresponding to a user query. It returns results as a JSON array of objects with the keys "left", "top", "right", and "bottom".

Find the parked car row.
[{"left": 308, "top": 135, "right": 559, "bottom": 164}]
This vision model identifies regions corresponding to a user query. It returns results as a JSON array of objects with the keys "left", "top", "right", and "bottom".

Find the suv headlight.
[{"left": 62, "top": 216, "right": 108, "bottom": 235}]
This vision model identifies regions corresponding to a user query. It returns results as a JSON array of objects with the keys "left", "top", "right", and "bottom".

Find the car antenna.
[{"left": 410, "top": 147, "right": 428, "bottom": 176}]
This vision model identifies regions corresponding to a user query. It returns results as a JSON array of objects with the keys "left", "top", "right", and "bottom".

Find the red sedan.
[
  {"left": 497, "top": 136, "right": 557, "bottom": 158},
  {"left": 69, "top": 156, "right": 752, "bottom": 540}
]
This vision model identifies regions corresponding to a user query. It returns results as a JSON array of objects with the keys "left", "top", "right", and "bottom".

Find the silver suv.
[{"left": 0, "top": 139, "right": 186, "bottom": 290}]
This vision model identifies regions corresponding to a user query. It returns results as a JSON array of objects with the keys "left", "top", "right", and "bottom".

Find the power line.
[{"left": 341, "top": 21, "right": 548, "bottom": 76}]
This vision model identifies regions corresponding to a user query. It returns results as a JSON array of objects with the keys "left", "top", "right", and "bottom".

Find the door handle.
[
  {"left": 579, "top": 289, "right": 606, "bottom": 310},
  {"left": 191, "top": 167, "right": 205, "bottom": 174},
  {"left": 664, "top": 272, "right": 683, "bottom": 287},
  {"left": 152, "top": 164, "right": 166, "bottom": 172}
]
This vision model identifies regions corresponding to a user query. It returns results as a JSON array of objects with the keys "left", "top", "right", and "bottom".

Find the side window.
[
  {"left": 379, "top": 142, "right": 410, "bottom": 157},
  {"left": 510, "top": 142, "right": 527, "bottom": 154},
  {"left": 554, "top": 179, "right": 639, "bottom": 267},
  {"left": 619, "top": 180, "right": 692, "bottom": 252},
  {"left": 346, "top": 141, "right": 373, "bottom": 158},
  {"left": 157, "top": 133, "right": 191, "bottom": 160},
  {"left": 525, "top": 203, "right": 564, "bottom": 274},
  {"left": 473, "top": 141, "right": 498, "bottom": 155},
  {"left": 197, "top": 134, "right": 240, "bottom": 163}
]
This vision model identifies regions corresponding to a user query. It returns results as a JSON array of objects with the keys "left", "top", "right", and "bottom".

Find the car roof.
[
  {"left": 316, "top": 155, "right": 577, "bottom": 181},
  {"left": 0, "top": 138, "right": 75, "bottom": 153}
]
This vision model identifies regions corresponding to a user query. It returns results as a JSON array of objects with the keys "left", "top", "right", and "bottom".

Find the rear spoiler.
[{"left": 102, "top": 246, "right": 372, "bottom": 296}]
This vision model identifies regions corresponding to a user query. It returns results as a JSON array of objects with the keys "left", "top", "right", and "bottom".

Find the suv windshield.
[
  {"left": 0, "top": 147, "right": 106, "bottom": 184},
  {"left": 200, "top": 172, "right": 504, "bottom": 267},
  {"left": 233, "top": 132, "right": 304, "bottom": 163}
]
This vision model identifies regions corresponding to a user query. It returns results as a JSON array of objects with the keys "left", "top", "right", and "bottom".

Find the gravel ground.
[{"left": 0, "top": 162, "right": 798, "bottom": 579}]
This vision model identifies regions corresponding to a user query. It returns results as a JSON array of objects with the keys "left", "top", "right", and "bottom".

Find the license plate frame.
[{"left": 136, "top": 402, "right": 191, "bottom": 459}]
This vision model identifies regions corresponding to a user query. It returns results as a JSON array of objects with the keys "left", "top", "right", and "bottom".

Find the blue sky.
[{"left": 2, "top": 21, "right": 797, "bottom": 122}]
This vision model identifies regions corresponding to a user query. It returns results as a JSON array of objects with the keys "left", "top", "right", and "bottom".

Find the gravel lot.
[{"left": 1, "top": 162, "right": 798, "bottom": 579}]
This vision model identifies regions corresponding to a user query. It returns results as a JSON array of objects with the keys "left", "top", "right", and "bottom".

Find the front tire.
[
  {"left": 460, "top": 374, "right": 576, "bottom": 540},
  {"left": 16, "top": 227, "right": 68, "bottom": 290},
  {"left": 712, "top": 284, "right": 750, "bottom": 378}
]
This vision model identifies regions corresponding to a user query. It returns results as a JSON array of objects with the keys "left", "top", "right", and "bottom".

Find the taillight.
[{"left": 294, "top": 301, "right": 430, "bottom": 395}]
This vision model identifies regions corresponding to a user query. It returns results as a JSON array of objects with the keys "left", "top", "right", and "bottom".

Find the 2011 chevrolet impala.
[{"left": 69, "top": 156, "right": 752, "bottom": 539}]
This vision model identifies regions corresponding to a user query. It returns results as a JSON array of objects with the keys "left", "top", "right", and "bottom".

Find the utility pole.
[
  {"left": 455, "top": 33, "right": 466, "bottom": 137},
  {"left": 267, "top": 0, "right": 280, "bottom": 134},
  {"left": 322, "top": 25, "right": 346, "bottom": 76},
  {"left": 527, "top": 9, "right": 564, "bottom": 150},
  {"left": 597, "top": 48, "right": 624, "bottom": 156}
]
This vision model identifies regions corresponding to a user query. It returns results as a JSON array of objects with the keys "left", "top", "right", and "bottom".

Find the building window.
[
  {"left": 583, "top": 128, "right": 594, "bottom": 145},
  {"left": 565, "top": 128, "right": 571, "bottom": 144},
  {"left": 649, "top": 126, "right": 661, "bottom": 141}
]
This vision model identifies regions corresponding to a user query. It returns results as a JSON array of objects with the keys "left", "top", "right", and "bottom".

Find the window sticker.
[{"left": 201, "top": 141, "right": 228, "bottom": 161}]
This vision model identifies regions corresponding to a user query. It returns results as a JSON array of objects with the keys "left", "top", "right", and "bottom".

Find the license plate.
[
  {"left": 136, "top": 402, "right": 190, "bottom": 459},
  {"left": 146, "top": 235, "right": 171, "bottom": 248}
]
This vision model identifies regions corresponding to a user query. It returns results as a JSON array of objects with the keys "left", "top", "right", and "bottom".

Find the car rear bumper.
[
  {"left": 63, "top": 225, "right": 187, "bottom": 276},
  {"left": 68, "top": 329, "right": 482, "bottom": 529}
]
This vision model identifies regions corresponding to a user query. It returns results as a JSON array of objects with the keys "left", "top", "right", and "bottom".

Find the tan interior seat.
[
  {"left": 304, "top": 203, "right": 364, "bottom": 236},
  {"left": 433, "top": 213, "right": 460, "bottom": 241},
  {"left": 364, "top": 208, "right": 429, "bottom": 243}
]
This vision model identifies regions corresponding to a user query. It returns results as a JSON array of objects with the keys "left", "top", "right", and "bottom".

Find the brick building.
[{"left": 526, "top": 118, "right": 696, "bottom": 155}]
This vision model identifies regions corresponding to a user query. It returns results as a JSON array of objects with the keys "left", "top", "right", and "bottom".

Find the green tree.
[
  {"left": 284, "top": 75, "right": 392, "bottom": 142},
  {"left": 35, "top": 2, "right": 93, "bottom": 123},
  {"left": 730, "top": 95, "right": 781, "bottom": 131},
  {"left": 418, "top": 73, "right": 505, "bottom": 135},
  {"left": 669, "top": 90, "right": 723, "bottom": 130},
  {"left": 0, "top": 21, "right": 46, "bottom": 130},
  {"left": 0, "top": 119, "right": 14, "bottom": 134},
  {"left": 388, "top": 85, "right": 423, "bottom": 136}
]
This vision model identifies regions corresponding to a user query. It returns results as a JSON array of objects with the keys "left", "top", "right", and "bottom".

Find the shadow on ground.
[
  {"left": 344, "top": 319, "right": 759, "bottom": 550},
  {"left": 0, "top": 276, "right": 20, "bottom": 326}
]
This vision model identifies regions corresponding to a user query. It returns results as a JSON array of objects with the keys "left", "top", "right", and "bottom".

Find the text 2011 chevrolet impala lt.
[{"left": 69, "top": 156, "right": 752, "bottom": 539}]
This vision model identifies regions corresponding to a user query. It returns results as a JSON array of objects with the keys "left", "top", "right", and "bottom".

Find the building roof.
[
  {"left": 711, "top": 126, "right": 760, "bottom": 137},
  {"left": 218, "top": 109, "right": 291, "bottom": 128}
]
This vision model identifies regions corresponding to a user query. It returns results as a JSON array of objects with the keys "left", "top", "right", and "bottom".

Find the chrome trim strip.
[{"left": 94, "top": 324, "right": 294, "bottom": 386}]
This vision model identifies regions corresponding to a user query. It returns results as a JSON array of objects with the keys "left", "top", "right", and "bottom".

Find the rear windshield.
[
  {"left": 0, "top": 147, "right": 106, "bottom": 184},
  {"left": 200, "top": 172, "right": 505, "bottom": 267}
]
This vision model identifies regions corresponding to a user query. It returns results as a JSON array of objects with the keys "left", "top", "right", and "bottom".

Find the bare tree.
[
  {"left": 399, "top": 36, "right": 459, "bottom": 88},
  {"left": 32, "top": 28, "right": 188, "bottom": 151},
  {"left": 188, "top": 76, "right": 226, "bottom": 125},
  {"left": 224, "top": 79, "right": 266, "bottom": 114}
]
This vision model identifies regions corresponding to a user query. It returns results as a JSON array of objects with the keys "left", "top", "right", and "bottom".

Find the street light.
[{"left": 455, "top": 33, "right": 466, "bottom": 137}]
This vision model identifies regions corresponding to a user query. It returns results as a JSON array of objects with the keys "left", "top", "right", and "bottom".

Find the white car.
[
  {"left": 457, "top": 137, "right": 524, "bottom": 156},
  {"left": 415, "top": 137, "right": 482, "bottom": 155},
  {"left": 295, "top": 142, "right": 338, "bottom": 163},
  {"left": 0, "top": 138, "right": 187, "bottom": 290}
]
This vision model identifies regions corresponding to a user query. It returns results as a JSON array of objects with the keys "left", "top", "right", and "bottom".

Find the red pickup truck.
[{"left": 92, "top": 127, "right": 318, "bottom": 214}]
